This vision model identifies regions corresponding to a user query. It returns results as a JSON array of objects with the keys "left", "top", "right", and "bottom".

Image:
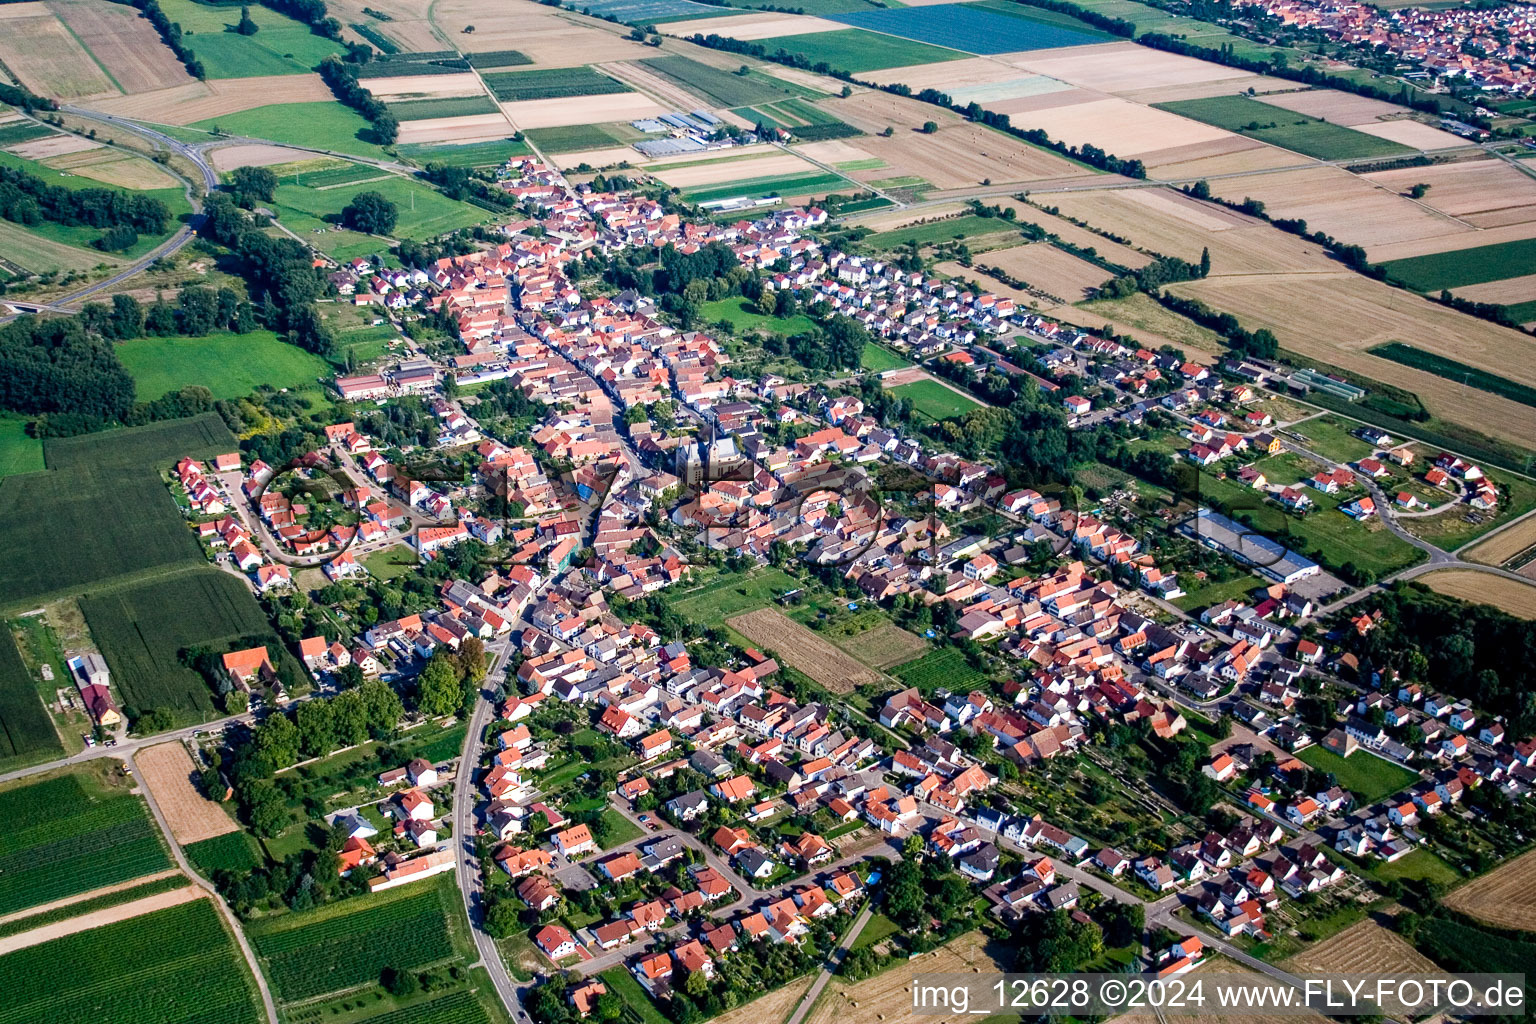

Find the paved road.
[
  {"left": 0, "top": 708, "right": 261, "bottom": 786},
  {"left": 784, "top": 901, "right": 875, "bottom": 1024},
  {"left": 129, "top": 748, "right": 280, "bottom": 1024}
]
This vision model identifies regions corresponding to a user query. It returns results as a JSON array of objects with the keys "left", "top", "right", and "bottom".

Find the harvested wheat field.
[
  {"left": 1006, "top": 95, "right": 1234, "bottom": 159},
  {"left": 652, "top": 152, "right": 817, "bottom": 188},
  {"left": 1417, "top": 570, "right": 1536, "bottom": 619},
  {"left": 8, "top": 133, "right": 98, "bottom": 160},
  {"left": 502, "top": 93, "right": 666, "bottom": 130},
  {"left": 1121, "top": 75, "right": 1291, "bottom": 105},
  {"left": 994, "top": 198, "right": 1153, "bottom": 268},
  {"left": 1369, "top": 220, "right": 1536, "bottom": 264},
  {"left": 1452, "top": 273, "right": 1536, "bottom": 305},
  {"left": 329, "top": 0, "right": 443, "bottom": 50},
  {"left": 47, "top": 0, "right": 194, "bottom": 94},
  {"left": 727, "top": 609, "right": 880, "bottom": 692},
  {"left": 364, "top": 73, "right": 486, "bottom": 101},
  {"left": 1284, "top": 918, "right": 1439, "bottom": 974},
  {"left": 832, "top": 622, "right": 928, "bottom": 670},
  {"left": 1072, "top": 292, "right": 1227, "bottom": 360},
  {"left": 847, "top": 202, "right": 968, "bottom": 231},
  {"left": 1259, "top": 88, "right": 1407, "bottom": 125},
  {"left": 1204, "top": 165, "right": 1471, "bottom": 250},
  {"left": 1355, "top": 119, "right": 1467, "bottom": 150},
  {"left": 432, "top": 0, "right": 652, "bottom": 65},
  {"left": 90, "top": 75, "right": 332, "bottom": 123},
  {"left": 0, "top": 4, "right": 116, "bottom": 99},
  {"left": 1169, "top": 273, "right": 1536, "bottom": 446},
  {"left": 662, "top": 12, "right": 846, "bottom": 39},
  {"left": 43, "top": 147, "right": 180, "bottom": 188},
  {"left": 1444, "top": 848, "right": 1536, "bottom": 926},
  {"left": 754, "top": 62, "right": 842, "bottom": 95},
  {"left": 397, "top": 112, "right": 513, "bottom": 144},
  {"left": 209, "top": 143, "right": 316, "bottom": 170},
  {"left": 805, "top": 932, "right": 1007, "bottom": 1024},
  {"left": 1145, "top": 139, "right": 1305, "bottom": 180},
  {"left": 599, "top": 61, "right": 711, "bottom": 112},
  {"left": 1366, "top": 159, "right": 1536, "bottom": 225},
  {"left": 1110, "top": 961, "right": 1330, "bottom": 1024},
  {"left": 1005, "top": 40, "right": 1257, "bottom": 96},
  {"left": 1463, "top": 515, "right": 1536, "bottom": 566},
  {"left": 135, "top": 742, "right": 239, "bottom": 845},
  {"left": 974, "top": 242, "right": 1109, "bottom": 302},
  {"left": 709, "top": 978, "right": 814, "bottom": 1024},
  {"left": 795, "top": 139, "right": 880, "bottom": 167},
  {"left": 862, "top": 56, "right": 1043, "bottom": 91},
  {"left": 550, "top": 146, "right": 636, "bottom": 170}
]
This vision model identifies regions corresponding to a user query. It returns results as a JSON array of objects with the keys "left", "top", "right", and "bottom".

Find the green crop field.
[
  {"left": 891, "top": 647, "right": 987, "bottom": 692},
  {"left": 749, "top": 29, "right": 966, "bottom": 73},
  {"left": 1154, "top": 95, "right": 1414, "bottom": 160},
  {"left": 186, "top": 831, "right": 262, "bottom": 875},
  {"left": 864, "top": 214, "right": 1024, "bottom": 249},
  {"left": 638, "top": 55, "right": 811, "bottom": 107},
  {"left": 0, "top": 629, "right": 60, "bottom": 766},
  {"left": 268, "top": 163, "right": 388, "bottom": 188},
  {"left": 270, "top": 175, "right": 488, "bottom": 240},
  {"left": 699, "top": 297, "right": 818, "bottom": 336},
  {"left": 0, "top": 217, "right": 120, "bottom": 275},
  {"left": 250, "top": 876, "right": 462, "bottom": 1002},
  {"left": 157, "top": 0, "right": 346, "bottom": 78},
  {"left": 860, "top": 343, "right": 911, "bottom": 372},
  {"left": 887, "top": 378, "right": 984, "bottom": 420},
  {"left": 385, "top": 96, "right": 500, "bottom": 121},
  {"left": 523, "top": 121, "right": 645, "bottom": 154},
  {"left": 0, "top": 874, "right": 189, "bottom": 942},
  {"left": 464, "top": 50, "right": 533, "bottom": 68},
  {"left": 0, "top": 897, "right": 263, "bottom": 1024},
  {"left": 483, "top": 67, "right": 631, "bottom": 101},
  {"left": 0, "top": 415, "right": 236, "bottom": 610},
  {"left": 193, "top": 103, "right": 390, "bottom": 160},
  {"left": 683, "top": 171, "right": 847, "bottom": 204},
  {"left": 80, "top": 568, "right": 298, "bottom": 724},
  {"left": 1295, "top": 746, "right": 1418, "bottom": 803},
  {"left": 117, "top": 330, "right": 333, "bottom": 402},
  {"left": 0, "top": 770, "right": 171, "bottom": 916},
  {"left": 1377, "top": 237, "right": 1536, "bottom": 292},
  {"left": 396, "top": 137, "right": 530, "bottom": 167},
  {"left": 0, "top": 416, "right": 42, "bottom": 480},
  {"left": 1367, "top": 342, "right": 1536, "bottom": 409}
]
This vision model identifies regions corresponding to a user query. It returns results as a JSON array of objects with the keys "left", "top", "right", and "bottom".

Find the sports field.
[
  {"left": 750, "top": 29, "right": 967, "bottom": 73},
  {"left": 829, "top": 3, "right": 1112, "bottom": 54},
  {"left": 0, "top": 415, "right": 235, "bottom": 610},
  {"left": 888, "top": 378, "right": 984, "bottom": 420},
  {"left": 117, "top": 330, "right": 333, "bottom": 402},
  {"left": 156, "top": 0, "right": 346, "bottom": 78},
  {"left": 1155, "top": 95, "right": 1413, "bottom": 160},
  {"left": 1378, "top": 237, "right": 1536, "bottom": 292},
  {"left": 80, "top": 569, "right": 297, "bottom": 724},
  {"left": 193, "top": 102, "right": 390, "bottom": 160},
  {"left": 270, "top": 175, "right": 488, "bottom": 239},
  {"left": 0, "top": 897, "right": 263, "bottom": 1024},
  {"left": 0, "top": 768, "right": 171, "bottom": 917}
]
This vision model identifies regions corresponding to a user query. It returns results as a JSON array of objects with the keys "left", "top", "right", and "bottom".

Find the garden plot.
[
  {"left": 46, "top": 0, "right": 195, "bottom": 94},
  {"left": 0, "top": 5, "right": 117, "bottom": 99}
]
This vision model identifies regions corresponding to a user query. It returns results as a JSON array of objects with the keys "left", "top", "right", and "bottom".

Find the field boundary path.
[
  {"left": 783, "top": 902, "right": 874, "bottom": 1024},
  {"left": 0, "top": 882, "right": 204, "bottom": 956},
  {"left": 130, "top": 748, "right": 280, "bottom": 1024},
  {"left": 0, "top": 866, "right": 183, "bottom": 927}
]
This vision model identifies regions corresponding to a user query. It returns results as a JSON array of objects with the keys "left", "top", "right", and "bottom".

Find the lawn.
[
  {"left": 851, "top": 911, "right": 900, "bottom": 950},
  {"left": 270, "top": 175, "right": 489, "bottom": 241},
  {"left": 1286, "top": 414, "right": 1376, "bottom": 463},
  {"left": 599, "top": 967, "right": 671, "bottom": 1024},
  {"left": 750, "top": 28, "right": 968, "bottom": 73},
  {"left": 193, "top": 102, "right": 390, "bottom": 160},
  {"left": 116, "top": 330, "right": 333, "bottom": 401},
  {"left": 638, "top": 55, "right": 813, "bottom": 108},
  {"left": 860, "top": 343, "right": 910, "bottom": 372},
  {"left": 664, "top": 567, "right": 804, "bottom": 626},
  {"left": 1155, "top": 95, "right": 1415, "bottom": 161},
  {"left": 0, "top": 414, "right": 235, "bottom": 610},
  {"left": 599, "top": 808, "right": 644, "bottom": 848},
  {"left": 864, "top": 214, "right": 1024, "bottom": 250},
  {"left": 364, "top": 544, "right": 420, "bottom": 580},
  {"left": 700, "top": 297, "right": 818, "bottom": 336},
  {"left": 0, "top": 768, "right": 171, "bottom": 917},
  {"left": 80, "top": 568, "right": 302, "bottom": 725},
  {"left": 1171, "top": 572, "right": 1261, "bottom": 613},
  {"left": 0, "top": 898, "right": 263, "bottom": 1024},
  {"left": 828, "top": 3, "right": 1113, "bottom": 54},
  {"left": 1371, "top": 847, "right": 1461, "bottom": 886},
  {"left": 0, "top": 416, "right": 42, "bottom": 480},
  {"left": 1295, "top": 745, "right": 1417, "bottom": 803},
  {"left": 522, "top": 122, "right": 645, "bottom": 154},
  {"left": 887, "top": 378, "right": 984, "bottom": 421},
  {"left": 157, "top": 0, "right": 346, "bottom": 78},
  {"left": 483, "top": 66, "right": 632, "bottom": 101}
]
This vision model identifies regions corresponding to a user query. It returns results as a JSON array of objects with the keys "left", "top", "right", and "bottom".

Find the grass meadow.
[
  {"left": 887, "top": 378, "right": 985, "bottom": 420},
  {"left": 116, "top": 330, "right": 334, "bottom": 402},
  {"left": 1156, "top": 95, "right": 1414, "bottom": 160}
]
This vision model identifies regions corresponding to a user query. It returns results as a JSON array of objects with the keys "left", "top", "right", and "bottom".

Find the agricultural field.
[
  {"left": 0, "top": 416, "right": 43, "bottom": 480},
  {"left": 1295, "top": 743, "right": 1418, "bottom": 803},
  {"left": 1367, "top": 343, "right": 1536, "bottom": 409},
  {"left": 136, "top": 742, "right": 238, "bottom": 845},
  {"left": 79, "top": 568, "right": 298, "bottom": 723},
  {"left": 386, "top": 95, "right": 500, "bottom": 121},
  {"left": 726, "top": 608, "right": 882, "bottom": 692},
  {"left": 1418, "top": 570, "right": 1536, "bottom": 620},
  {"left": 396, "top": 137, "right": 531, "bottom": 166},
  {"left": 0, "top": 897, "right": 263, "bottom": 1024},
  {"left": 249, "top": 875, "right": 463, "bottom": 1002},
  {"left": 887, "top": 378, "right": 985, "bottom": 421},
  {"left": 193, "top": 102, "right": 390, "bottom": 160},
  {"left": 483, "top": 66, "right": 632, "bottom": 102},
  {"left": 1464, "top": 516, "right": 1536, "bottom": 567},
  {"left": 1076, "top": 292, "right": 1227, "bottom": 358},
  {"left": 0, "top": 149, "right": 190, "bottom": 259},
  {"left": 0, "top": 215, "right": 123, "bottom": 276},
  {"left": 683, "top": 170, "right": 847, "bottom": 204},
  {"left": 805, "top": 931, "right": 1006, "bottom": 1024},
  {"left": 828, "top": 3, "right": 1113, "bottom": 54},
  {"left": 972, "top": 242, "right": 1113, "bottom": 301},
  {"left": 0, "top": 768, "right": 171, "bottom": 917},
  {"left": 523, "top": 121, "right": 644, "bottom": 154},
  {"left": 664, "top": 567, "right": 803, "bottom": 626},
  {"left": 270, "top": 174, "right": 489, "bottom": 240},
  {"left": 1443, "top": 847, "right": 1536, "bottom": 928},
  {"left": 156, "top": 0, "right": 346, "bottom": 79},
  {"left": 48, "top": 0, "right": 196, "bottom": 94},
  {"left": 864, "top": 214, "right": 1026, "bottom": 250},
  {"left": 751, "top": 29, "right": 968, "bottom": 74},
  {"left": 0, "top": 415, "right": 235, "bottom": 610},
  {"left": 1378, "top": 237, "right": 1536, "bottom": 293},
  {"left": 185, "top": 830, "right": 263, "bottom": 876},
  {"left": 890, "top": 646, "right": 988, "bottom": 693},
  {"left": 1155, "top": 96, "right": 1413, "bottom": 160},
  {"left": 116, "top": 330, "right": 334, "bottom": 402},
  {"left": 638, "top": 54, "right": 810, "bottom": 108},
  {"left": 0, "top": 628, "right": 60, "bottom": 766},
  {"left": 829, "top": 621, "right": 928, "bottom": 669},
  {"left": 0, "top": 4, "right": 116, "bottom": 99}
]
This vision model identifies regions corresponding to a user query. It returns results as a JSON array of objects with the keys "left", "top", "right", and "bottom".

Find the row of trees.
[
  {"left": 0, "top": 165, "right": 171, "bottom": 236},
  {"left": 318, "top": 56, "right": 399, "bottom": 145},
  {"left": 113, "top": 0, "right": 205, "bottom": 79},
  {"left": 79, "top": 288, "right": 259, "bottom": 340}
]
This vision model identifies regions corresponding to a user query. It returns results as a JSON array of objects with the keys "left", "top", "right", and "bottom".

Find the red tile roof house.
[
  {"left": 535, "top": 924, "right": 577, "bottom": 960},
  {"left": 554, "top": 824, "right": 596, "bottom": 857}
]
